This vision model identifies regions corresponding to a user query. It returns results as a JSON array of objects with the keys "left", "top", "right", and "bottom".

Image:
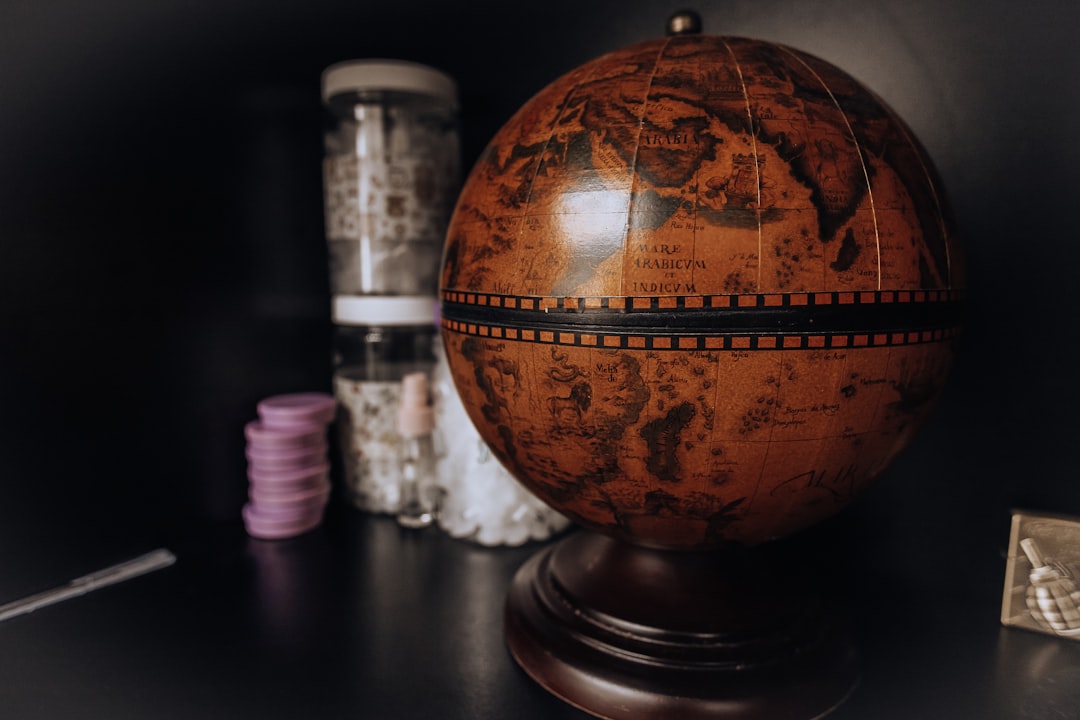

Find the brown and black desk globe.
[{"left": 439, "top": 13, "right": 962, "bottom": 719}]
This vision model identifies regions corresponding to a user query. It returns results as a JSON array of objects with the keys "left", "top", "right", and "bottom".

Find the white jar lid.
[
  {"left": 321, "top": 59, "right": 458, "bottom": 107},
  {"left": 332, "top": 295, "right": 437, "bottom": 326}
]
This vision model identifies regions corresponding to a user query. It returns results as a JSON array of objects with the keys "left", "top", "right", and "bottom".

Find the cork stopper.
[{"left": 397, "top": 372, "right": 435, "bottom": 437}]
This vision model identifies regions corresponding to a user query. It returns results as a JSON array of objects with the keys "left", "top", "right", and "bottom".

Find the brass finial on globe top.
[{"left": 666, "top": 9, "right": 703, "bottom": 35}]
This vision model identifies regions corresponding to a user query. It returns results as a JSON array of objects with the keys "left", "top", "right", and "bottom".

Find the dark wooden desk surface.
[{"left": 1, "top": 482, "right": 1078, "bottom": 720}]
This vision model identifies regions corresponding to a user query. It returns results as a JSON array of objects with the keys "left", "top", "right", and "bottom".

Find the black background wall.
[{"left": 2, "top": 0, "right": 1078, "bottom": 565}]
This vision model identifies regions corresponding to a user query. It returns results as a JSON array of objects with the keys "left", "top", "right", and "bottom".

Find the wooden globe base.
[{"left": 505, "top": 532, "right": 859, "bottom": 720}]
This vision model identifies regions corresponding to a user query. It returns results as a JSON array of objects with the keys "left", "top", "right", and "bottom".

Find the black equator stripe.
[{"left": 440, "top": 298, "right": 963, "bottom": 336}]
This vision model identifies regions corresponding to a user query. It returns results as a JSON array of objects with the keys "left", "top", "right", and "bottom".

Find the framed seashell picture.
[{"left": 1002, "top": 510, "right": 1080, "bottom": 640}]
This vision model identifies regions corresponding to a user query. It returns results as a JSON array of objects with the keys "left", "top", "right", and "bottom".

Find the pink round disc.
[
  {"left": 247, "top": 463, "right": 330, "bottom": 490},
  {"left": 249, "top": 482, "right": 331, "bottom": 510},
  {"left": 246, "top": 441, "right": 329, "bottom": 471},
  {"left": 257, "top": 393, "right": 337, "bottom": 429},
  {"left": 244, "top": 499, "right": 319, "bottom": 523},
  {"left": 244, "top": 420, "right": 326, "bottom": 450},
  {"left": 243, "top": 502, "right": 324, "bottom": 540}
]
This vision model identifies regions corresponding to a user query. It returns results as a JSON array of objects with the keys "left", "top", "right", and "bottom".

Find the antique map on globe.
[{"left": 441, "top": 34, "right": 962, "bottom": 548}]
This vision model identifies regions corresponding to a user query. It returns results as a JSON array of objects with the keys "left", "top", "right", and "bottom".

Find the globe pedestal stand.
[{"left": 505, "top": 531, "right": 859, "bottom": 720}]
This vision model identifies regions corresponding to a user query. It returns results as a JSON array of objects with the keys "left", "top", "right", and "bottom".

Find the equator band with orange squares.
[{"left": 440, "top": 289, "right": 964, "bottom": 351}]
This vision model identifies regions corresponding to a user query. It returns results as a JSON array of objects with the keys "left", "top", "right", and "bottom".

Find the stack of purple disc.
[{"left": 243, "top": 392, "right": 337, "bottom": 539}]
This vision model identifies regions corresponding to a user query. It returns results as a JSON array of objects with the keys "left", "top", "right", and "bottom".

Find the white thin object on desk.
[{"left": 0, "top": 548, "right": 176, "bottom": 623}]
